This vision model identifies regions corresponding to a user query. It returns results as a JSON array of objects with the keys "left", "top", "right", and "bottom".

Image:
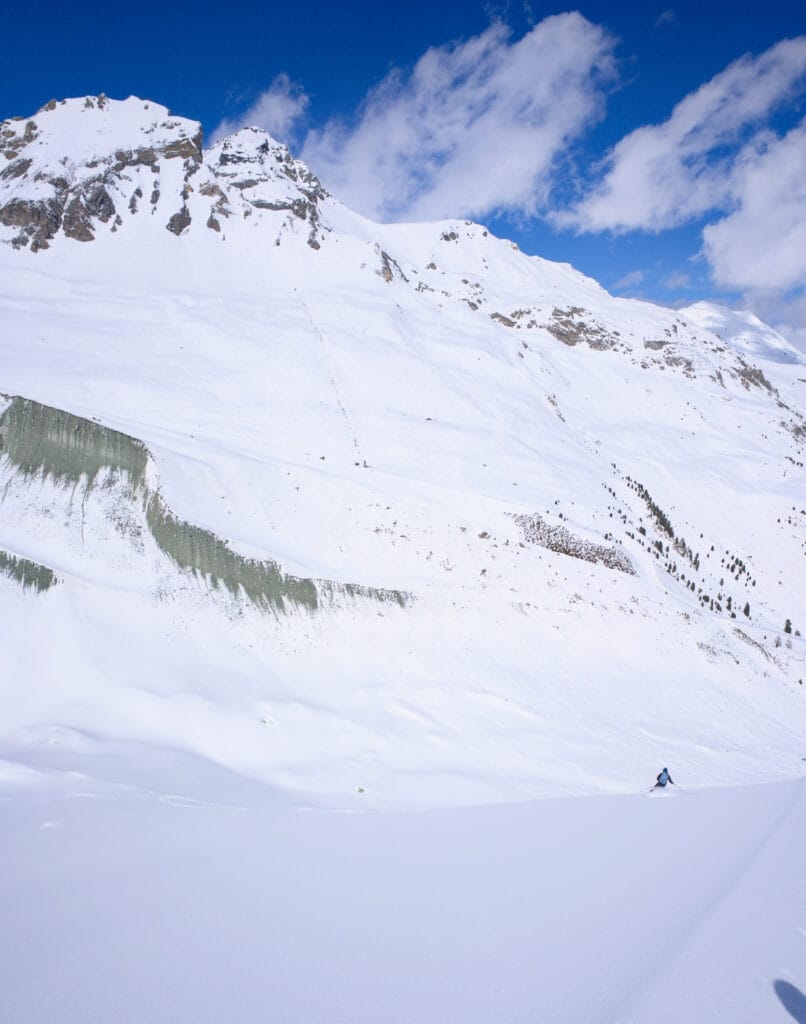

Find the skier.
[{"left": 654, "top": 766, "right": 674, "bottom": 789}]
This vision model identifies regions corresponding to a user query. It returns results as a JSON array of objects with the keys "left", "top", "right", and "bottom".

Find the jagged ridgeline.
[{"left": 0, "top": 396, "right": 407, "bottom": 612}]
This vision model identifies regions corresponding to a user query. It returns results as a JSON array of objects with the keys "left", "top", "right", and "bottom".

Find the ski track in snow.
[{"left": 296, "top": 290, "right": 364, "bottom": 464}]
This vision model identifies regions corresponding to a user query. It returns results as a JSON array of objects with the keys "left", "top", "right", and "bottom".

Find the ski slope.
[{"left": 2, "top": 768, "right": 805, "bottom": 1024}]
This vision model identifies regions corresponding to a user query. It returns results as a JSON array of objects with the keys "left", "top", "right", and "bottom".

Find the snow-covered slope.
[
  {"left": 1, "top": 95, "right": 805, "bottom": 810},
  {"left": 682, "top": 300, "right": 804, "bottom": 365},
  {"left": 2, "top": 768, "right": 805, "bottom": 1024}
]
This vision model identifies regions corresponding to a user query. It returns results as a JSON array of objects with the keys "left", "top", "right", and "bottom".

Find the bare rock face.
[
  {"left": 203, "top": 127, "right": 331, "bottom": 249},
  {"left": 162, "top": 135, "right": 203, "bottom": 162},
  {"left": 0, "top": 96, "right": 204, "bottom": 250},
  {"left": 0, "top": 197, "right": 63, "bottom": 251},
  {"left": 546, "top": 307, "right": 621, "bottom": 351},
  {"left": 0, "top": 96, "right": 336, "bottom": 255},
  {"left": 166, "top": 205, "right": 191, "bottom": 235},
  {"left": 62, "top": 197, "right": 95, "bottom": 241},
  {"left": 0, "top": 117, "right": 39, "bottom": 161},
  {"left": 0, "top": 158, "right": 32, "bottom": 180},
  {"left": 113, "top": 147, "right": 157, "bottom": 171}
]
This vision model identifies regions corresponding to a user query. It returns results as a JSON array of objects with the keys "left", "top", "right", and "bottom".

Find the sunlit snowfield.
[
  {"left": 1, "top": 97, "right": 805, "bottom": 1022},
  {"left": 3, "top": 767, "right": 806, "bottom": 1024}
]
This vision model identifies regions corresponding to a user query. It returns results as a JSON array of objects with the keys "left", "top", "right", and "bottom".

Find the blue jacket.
[{"left": 656, "top": 768, "right": 672, "bottom": 786}]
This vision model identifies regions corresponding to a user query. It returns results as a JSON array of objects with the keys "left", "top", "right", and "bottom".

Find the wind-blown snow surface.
[
  {"left": 2, "top": 768, "right": 806, "bottom": 1024},
  {"left": 2, "top": 92, "right": 806, "bottom": 1024}
]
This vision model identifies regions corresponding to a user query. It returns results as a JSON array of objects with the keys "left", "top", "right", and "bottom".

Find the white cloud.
[
  {"left": 557, "top": 36, "right": 806, "bottom": 347},
  {"left": 561, "top": 37, "right": 806, "bottom": 234},
  {"left": 768, "top": 299, "right": 806, "bottom": 353},
  {"left": 699, "top": 113, "right": 806, "bottom": 351},
  {"left": 703, "top": 117, "right": 806, "bottom": 293},
  {"left": 663, "top": 270, "right": 691, "bottom": 289},
  {"left": 208, "top": 28, "right": 806, "bottom": 347},
  {"left": 612, "top": 269, "right": 645, "bottom": 290},
  {"left": 210, "top": 74, "right": 309, "bottom": 147},
  {"left": 654, "top": 10, "right": 676, "bottom": 28},
  {"left": 301, "top": 14, "right": 616, "bottom": 221}
]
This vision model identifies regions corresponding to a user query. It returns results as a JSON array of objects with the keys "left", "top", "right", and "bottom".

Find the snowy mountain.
[
  {"left": 3, "top": 91, "right": 806, "bottom": 1024},
  {"left": 1, "top": 95, "right": 805, "bottom": 811}
]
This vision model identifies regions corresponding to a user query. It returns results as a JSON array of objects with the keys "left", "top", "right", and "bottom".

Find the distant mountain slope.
[{"left": 1, "top": 96, "right": 804, "bottom": 808}]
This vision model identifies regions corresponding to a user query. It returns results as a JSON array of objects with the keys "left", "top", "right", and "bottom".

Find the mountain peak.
[
  {"left": 0, "top": 94, "right": 203, "bottom": 250},
  {"left": 0, "top": 95, "right": 336, "bottom": 252},
  {"left": 2, "top": 94, "right": 200, "bottom": 165},
  {"left": 209, "top": 125, "right": 295, "bottom": 164}
]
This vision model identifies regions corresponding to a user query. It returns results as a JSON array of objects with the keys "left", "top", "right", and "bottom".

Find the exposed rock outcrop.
[
  {"left": 0, "top": 97, "right": 335, "bottom": 254},
  {"left": 0, "top": 96, "right": 203, "bottom": 251},
  {"left": 510, "top": 511, "right": 635, "bottom": 575},
  {"left": 0, "top": 395, "right": 407, "bottom": 614},
  {"left": 546, "top": 307, "right": 621, "bottom": 351},
  {"left": 166, "top": 205, "right": 191, "bottom": 235},
  {"left": 0, "top": 548, "right": 57, "bottom": 593},
  {"left": 205, "top": 127, "right": 330, "bottom": 249}
]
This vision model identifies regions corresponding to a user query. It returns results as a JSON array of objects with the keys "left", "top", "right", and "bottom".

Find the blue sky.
[{"left": 2, "top": 1, "right": 805, "bottom": 341}]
